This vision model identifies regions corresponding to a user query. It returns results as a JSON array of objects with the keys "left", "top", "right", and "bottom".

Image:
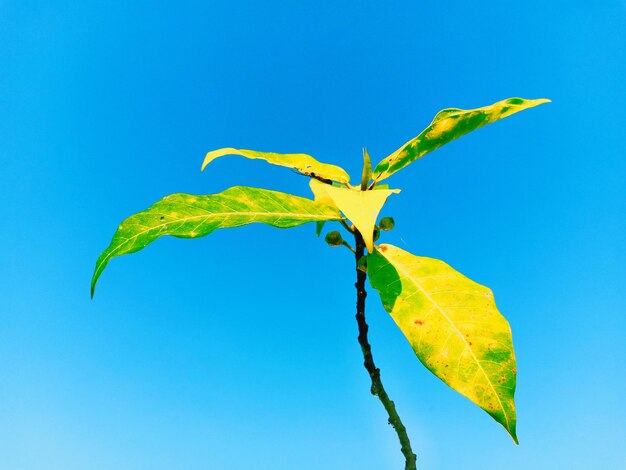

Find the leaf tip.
[
  {"left": 499, "top": 412, "right": 518, "bottom": 444},
  {"left": 201, "top": 147, "right": 234, "bottom": 171},
  {"left": 90, "top": 265, "right": 103, "bottom": 298},
  {"left": 90, "top": 257, "right": 106, "bottom": 299},
  {"left": 200, "top": 152, "right": 212, "bottom": 171}
]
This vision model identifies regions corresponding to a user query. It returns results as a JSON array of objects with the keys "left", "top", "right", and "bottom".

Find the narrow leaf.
[
  {"left": 202, "top": 147, "right": 351, "bottom": 184},
  {"left": 315, "top": 221, "right": 325, "bottom": 237},
  {"left": 310, "top": 180, "right": 399, "bottom": 252},
  {"left": 373, "top": 97, "right": 550, "bottom": 181},
  {"left": 92, "top": 186, "right": 341, "bottom": 296},
  {"left": 361, "top": 147, "right": 372, "bottom": 190},
  {"left": 368, "top": 244, "right": 518, "bottom": 442}
]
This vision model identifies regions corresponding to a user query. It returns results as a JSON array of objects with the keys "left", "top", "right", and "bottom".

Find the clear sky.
[{"left": 1, "top": 1, "right": 624, "bottom": 469}]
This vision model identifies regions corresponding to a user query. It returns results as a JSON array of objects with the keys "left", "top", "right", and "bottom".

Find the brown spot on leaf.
[{"left": 414, "top": 319, "right": 424, "bottom": 326}]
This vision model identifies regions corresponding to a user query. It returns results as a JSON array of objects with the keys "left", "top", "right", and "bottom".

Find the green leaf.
[
  {"left": 309, "top": 180, "right": 399, "bottom": 252},
  {"left": 361, "top": 147, "right": 372, "bottom": 190},
  {"left": 372, "top": 97, "right": 550, "bottom": 182},
  {"left": 315, "top": 221, "right": 325, "bottom": 237},
  {"left": 368, "top": 244, "right": 518, "bottom": 443},
  {"left": 91, "top": 186, "right": 341, "bottom": 296},
  {"left": 202, "top": 147, "right": 351, "bottom": 184}
]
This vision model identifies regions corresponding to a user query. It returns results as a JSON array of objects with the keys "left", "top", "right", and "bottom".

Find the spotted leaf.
[
  {"left": 368, "top": 243, "right": 518, "bottom": 442},
  {"left": 373, "top": 97, "right": 550, "bottom": 181},
  {"left": 202, "top": 147, "right": 351, "bottom": 184},
  {"left": 91, "top": 186, "right": 341, "bottom": 296}
]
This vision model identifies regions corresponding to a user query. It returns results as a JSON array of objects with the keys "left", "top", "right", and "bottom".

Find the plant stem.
[{"left": 354, "top": 230, "right": 417, "bottom": 470}]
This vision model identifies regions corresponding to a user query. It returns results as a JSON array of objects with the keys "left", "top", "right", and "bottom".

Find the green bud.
[
  {"left": 373, "top": 228, "right": 380, "bottom": 242},
  {"left": 379, "top": 217, "right": 395, "bottom": 231},
  {"left": 325, "top": 231, "right": 343, "bottom": 247},
  {"left": 357, "top": 256, "right": 368, "bottom": 272}
]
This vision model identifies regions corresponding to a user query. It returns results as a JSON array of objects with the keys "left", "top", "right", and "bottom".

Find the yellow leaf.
[
  {"left": 310, "top": 180, "right": 399, "bottom": 252},
  {"left": 202, "top": 147, "right": 351, "bottom": 184}
]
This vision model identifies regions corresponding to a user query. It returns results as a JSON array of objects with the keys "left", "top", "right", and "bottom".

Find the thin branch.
[
  {"left": 309, "top": 174, "right": 334, "bottom": 185},
  {"left": 342, "top": 241, "right": 356, "bottom": 253},
  {"left": 340, "top": 219, "right": 354, "bottom": 233},
  {"left": 353, "top": 230, "right": 417, "bottom": 470},
  {"left": 291, "top": 170, "right": 334, "bottom": 185}
]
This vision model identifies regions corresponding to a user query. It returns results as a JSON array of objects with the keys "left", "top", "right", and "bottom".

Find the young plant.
[{"left": 92, "top": 97, "right": 549, "bottom": 469}]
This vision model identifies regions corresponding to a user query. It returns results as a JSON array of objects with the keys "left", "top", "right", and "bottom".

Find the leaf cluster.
[{"left": 92, "top": 97, "right": 549, "bottom": 443}]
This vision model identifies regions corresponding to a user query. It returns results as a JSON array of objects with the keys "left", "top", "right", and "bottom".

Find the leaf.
[
  {"left": 361, "top": 147, "right": 372, "bottom": 190},
  {"left": 368, "top": 244, "right": 518, "bottom": 442},
  {"left": 315, "top": 221, "right": 325, "bottom": 237},
  {"left": 310, "top": 180, "right": 399, "bottom": 253},
  {"left": 309, "top": 179, "right": 341, "bottom": 237},
  {"left": 91, "top": 186, "right": 341, "bottom": 296},
  {"left": 202, "top": 147, "right": 351, "bottom": 184},
  {"left": 372, "top": 97, "right": 550, "bottom": 181}
]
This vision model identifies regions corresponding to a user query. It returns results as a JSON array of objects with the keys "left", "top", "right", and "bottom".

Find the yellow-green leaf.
[
  {"left": 91, "top": 186, "right": 341, "bottom": 296},
  {"left": 368, "top": 244, "right": 518, "bottom": 442},
  {"left": 373, "top": 97, "right": 550, "bottom": 182},
  {"left": 202, "top": 147, "right": 351, "bottom": 184},
  {"left": 310, "top": 179, "right": 399, "bottom": 252}
]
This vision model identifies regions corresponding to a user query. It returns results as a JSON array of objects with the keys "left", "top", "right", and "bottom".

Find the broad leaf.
[
  {"left": 373, "top": 97, "right": 550, "bottom": 182},
  {"left": 309, "top": 180, "right": 399, "bottom": 252},
  {"left": 368, "top": 244, "right": 518, "bottom": 442},
  {"left": 202, "top": 147, "right": 351, "bottom": 184},
  {"left": 92, "top": 186, "right": 341, "bottom": 296}
]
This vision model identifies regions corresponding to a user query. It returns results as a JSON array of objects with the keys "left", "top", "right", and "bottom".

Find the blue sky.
[{"left": 1, "top": 1, "right": 624, "bottom": 469}]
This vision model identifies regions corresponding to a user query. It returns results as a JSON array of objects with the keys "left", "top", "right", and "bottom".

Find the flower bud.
[
  {"left": 325, "top": 231, "right": 343, "bottom": 247},
  {"left": 379, "top": 217, "right": 395, "bottom": 231}
]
